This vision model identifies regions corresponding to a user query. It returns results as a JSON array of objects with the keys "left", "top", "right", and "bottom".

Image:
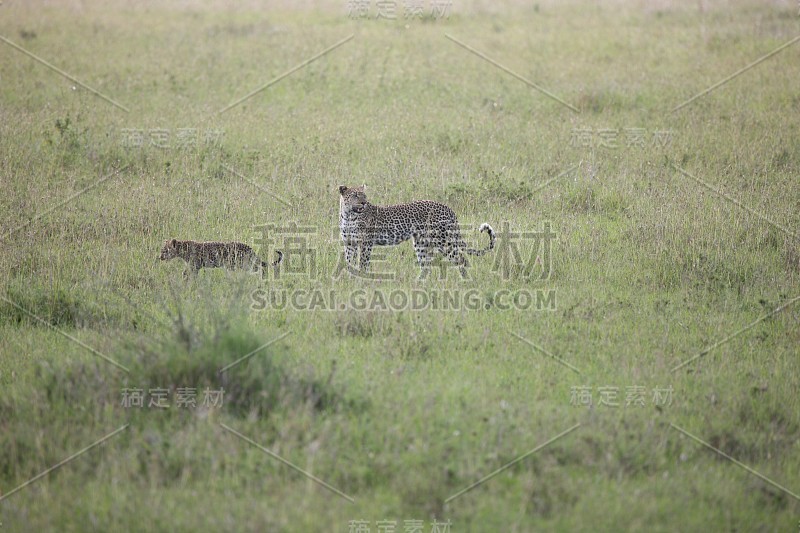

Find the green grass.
[{"left": 1, "top": 0, "right": 799, "bottom": 530}]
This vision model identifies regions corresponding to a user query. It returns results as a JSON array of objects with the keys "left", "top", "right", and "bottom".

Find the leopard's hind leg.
[{"left": 439, "top": 243, "right": 469, "bottom": 279}]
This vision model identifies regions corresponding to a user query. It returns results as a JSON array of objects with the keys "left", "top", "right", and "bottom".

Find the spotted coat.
[
  {"left": 159, "top": 239, "right": 282, "bottom": 277},
  {"left": 338, "top": 185, "right": 495, "bottom": 278}
]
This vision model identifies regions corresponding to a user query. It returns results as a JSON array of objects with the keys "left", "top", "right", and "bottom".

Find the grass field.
[{"left": 1, "top": 0, "right": 799, "bottom": 530}]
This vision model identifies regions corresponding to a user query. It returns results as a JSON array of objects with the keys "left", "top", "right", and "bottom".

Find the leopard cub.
[{"left": 159, "top": 239, "right": 282, "bottom": 277}]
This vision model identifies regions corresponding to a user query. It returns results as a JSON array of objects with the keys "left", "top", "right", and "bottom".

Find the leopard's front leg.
[
  {"left": 184, "top": 260, "right": 201, "bottom": 279},
  {"left": 341, "top": 230, "right": 359, "bottom": 276},
  {"left": 344, "top": 243, "right": 357, "bottom": 268},
  {"left": 359, "top": 242, "right": 373, "bottom": 273},
  {"left": 339, "top": 223, "right": 358, "bottom": 274}
]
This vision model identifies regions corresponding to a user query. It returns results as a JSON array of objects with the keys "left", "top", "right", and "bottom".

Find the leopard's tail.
[
  {"left": 465, "top": 223, "right": 495, "bottom": 256},
  {"left": 261, "top": 250, "right": 283, "bottom": 269}
]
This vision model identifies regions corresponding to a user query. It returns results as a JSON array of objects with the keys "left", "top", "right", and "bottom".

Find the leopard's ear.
[
  {"left": 338, "top": 185, "right": 348, "bottom": 196},
  {"left": 170, "top": 238, "right": 177, "bottom": 247},
  {"left": 361, "top": 183, "right": 367, "bottom": 191}
]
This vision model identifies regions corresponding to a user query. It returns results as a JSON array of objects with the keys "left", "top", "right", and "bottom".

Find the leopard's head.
[
  {"left": 159, "top": 238, "right": 178, "bottom": 260},
  {"left": 339, "top": 185, "right": 368, "bottom": 215}
]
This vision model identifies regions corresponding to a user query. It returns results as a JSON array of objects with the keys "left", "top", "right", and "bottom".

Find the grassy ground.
[{"left": 1, "top": 0, "right": 799, "bottom": 531}]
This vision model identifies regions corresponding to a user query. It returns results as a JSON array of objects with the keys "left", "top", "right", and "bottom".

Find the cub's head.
[
  {"left": 159, "top": 239, "right": 179, "bottom": 260},
  {"left": 338, "top": 185, "right": 368, "bottom": 215}
]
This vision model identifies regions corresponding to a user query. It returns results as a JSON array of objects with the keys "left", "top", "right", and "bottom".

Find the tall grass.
[{"left": 0, "top": 0, "right": 798, "bottom": 530}]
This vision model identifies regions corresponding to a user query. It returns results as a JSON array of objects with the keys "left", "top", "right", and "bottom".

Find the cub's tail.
[
  {"left": 465, "top": 223, "right": 495, "bottom": 256},
  {"left": 261, "top": 250, "right": 283, "bottom": 269}
]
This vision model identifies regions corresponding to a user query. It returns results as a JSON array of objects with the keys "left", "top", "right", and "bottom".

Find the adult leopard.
[{"left": 339, "top": 185, "right": 495, "bottom": 279}]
